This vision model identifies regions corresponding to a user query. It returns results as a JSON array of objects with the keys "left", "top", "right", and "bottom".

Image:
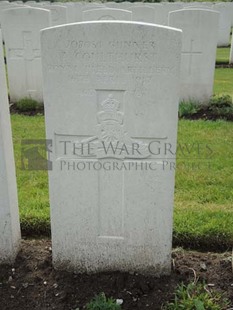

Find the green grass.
[
  {"left": 11, "top": 115, "right": 233, "bottom": 249},
  {"left": 174, "top": 120, "right": 233, "bottom": 249},
  {"left": 216, "top": 47, "right": 230, "bottom": 64},
  {"left": 164, "top": 282, "right": 230, "bottom": 310},
  {"left": 11, "top": 115, "right": 50, "bottom": 235},
  {"left": 10, "top": 60, "right": 233, "bottom": 247},
  {"left": 86, "top": 293, "right": 121, "bottom": 310},
  {"left": 214, "top": 68, "right": 233, "bottom": 97}
]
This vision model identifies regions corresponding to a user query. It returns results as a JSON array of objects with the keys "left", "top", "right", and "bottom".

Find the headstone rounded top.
[
  {"left": 169, "top": 8, "right": 219, "bottom": 16},
  {"left": 44, "top": 5, "right": 67, "bottom": 9},
  {"left": 2, "top": 6, "right": 51, "bottom": 15},
  {"left": 82, "top": 8, "right": 132, "bottom": 21},
  {"left": 130, "top": 5, "right": 155, "bottom": 9},
  {"left": 42, "top": 20, "right": 182, "bottom": 34},
  {"left": 83, "top": 8, "right": 132, "bottom": 13}
]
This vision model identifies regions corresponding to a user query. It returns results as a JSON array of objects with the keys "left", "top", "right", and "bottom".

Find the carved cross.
[
  {"left": 182, "top": 39, "right": 202, "bottom": 75},
  {"left": 8, "top": 31, "right": 40, "bottom": 97},
  {"left": 55, "top": 91, "right": 168, "bottom": 241}
]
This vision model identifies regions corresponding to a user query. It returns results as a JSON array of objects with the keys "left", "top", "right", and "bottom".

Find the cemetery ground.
[
  {"left": 214, "top": 68, "right": 233, "bottom": 96},
  {"left": 216, "top": 47, "right": 230, "bottom": 64},
  {"left": 2, "top": 68, "right": 232, "bottom": 309},
  {"left": 0, "top": 3, "right": 233, "bottom": 308},
  {"left": 11, "top": 116, "right": 233, "bottom": 251},
  {"left": 10, "top": 65, "right": 233, "bottom": 247},
  {"left": 0, "top": 239, "right": 232, "bottom": 310}
]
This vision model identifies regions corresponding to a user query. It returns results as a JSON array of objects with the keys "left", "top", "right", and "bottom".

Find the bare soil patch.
[{"left": 0, "top": 239, "right": 232, "bottom": 310}]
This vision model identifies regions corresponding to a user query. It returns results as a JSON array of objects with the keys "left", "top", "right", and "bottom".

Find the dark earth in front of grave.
[
  {"left": 215, "top": 64, "right": 233, "bottom": 68},
  {"left": 0, "top": 240, "right": 232, "bottom": 310},
  {"left": 10, "top": 102, "right": 44, "bottom": 116},
  {"left": 182, "top": 105, "right": 233, "bottom": 121}
]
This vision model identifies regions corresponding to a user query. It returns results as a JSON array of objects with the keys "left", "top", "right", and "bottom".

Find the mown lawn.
[
  {"left": 216, "top": 47, "right": 230, "bottom": 64},
  {"left": 175, "top": 120, "right": 233, "bottom": 249},
  {"left": 214, "top": 68, "right": 233, "bottom": 97},
  {"left": 12, "top": 115, "right": 50, "bottom": 234},
  {"left": 11, "top": 114, "right": 233, "bottom": 249},
  {"left": 10, "top": 63, "right": 233, "bottom": 248}
]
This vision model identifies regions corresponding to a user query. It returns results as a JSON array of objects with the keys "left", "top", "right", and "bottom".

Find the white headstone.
[
  {"left": 224, "top": 2, "right": 233, "bottom": 27},
  {"left": 27, "top": 3, "right": 45, "bottom": 8},
  {"left": 83, "top": 8, "right": 132, "bottom": 21},
  {"left": 130, "top": 5, "right": 155, "bottom": 23},
  {"left": 63, "top": 2, "right": 76, "bottom": 23},
  {"left": 154, "top": 3, "right": 183, "bottom": 26},
  {"left": 2, "top": 7, "right": 51, "bottom": 103},
  {"left": 105, "top": 2, "right": 118, "bottom": 9},
  {"left": 183, "top": 3, "right": 213, "bottom": 10},
  {"left": 0, "top": 30, "right": 21, "bottom": 264},
  {"left": 44, "top": 5, "right": 67, "bottom": 26},
  {"left": 0, "top": 3, "right": 25, "bottom": 28},
  {"left": 63, "top": 2, "right": 83, "bottom": 23},
  {"left": 77, "top": 3, "right": 106, "bottom": 23},
  {"left": 73, "top": 2, "right": 84, "bottom": 22},
  {"left": 82, "top": 2, "right": 106, "bottom": 11},
  {"left": 118, "top": 2, "right": 131, "bottom": 10},
  {"left": 214, "top": 3, "right": 231, "bottom": 47},
  {"left": 169, "top": 9, "right": 219, "bottom": 102},
  {"left": 41, "top": 21, "right": 182, "bottom": 275},
  {"left": 230, "top": 34, "right": 233, "bottom": 64}
]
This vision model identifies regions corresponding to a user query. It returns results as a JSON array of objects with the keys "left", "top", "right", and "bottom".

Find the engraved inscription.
[{"left": 45, "top": 37, "right": 179, "bottom": 90}]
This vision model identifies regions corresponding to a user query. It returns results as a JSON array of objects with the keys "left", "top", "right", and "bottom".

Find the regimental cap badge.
[
  {"left": 98, "top": 93, "right": 123, "bottom": 124},
  {"left": 101, "top": 94, "right": 120, "bottom": 113}
]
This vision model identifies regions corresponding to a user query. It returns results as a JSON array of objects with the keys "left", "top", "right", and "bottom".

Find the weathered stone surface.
[
  {"left": 130, "top": 5, "right": 155, "bottom": 23},
  {"left": 0, "top": 30, "right": 21, "bottom": 264},
  {"left": 41, "top": 21, "right": 182, "bottom": 275},
  {"left": 215, "top": 3, "right": 231, "bottom": 47},
  {"left": 2, "top": 7, "right": 51, "bottom": 102},
  {"left": 169, "top": 9, "right": 219, "bottom": 102},
  {"left": 43, "top": 4, "right": 67, "bottom": 26},
  {"left": 83, "top": 8, "right": 132, "bottom": 21}
]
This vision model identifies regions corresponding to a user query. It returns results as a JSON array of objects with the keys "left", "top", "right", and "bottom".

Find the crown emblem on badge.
[
  {"left": 101, "top": 94, "right": 119, "bottom": 113},
  {"left": 98, "top": 93, "right": 123, "bottom": 124}
]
